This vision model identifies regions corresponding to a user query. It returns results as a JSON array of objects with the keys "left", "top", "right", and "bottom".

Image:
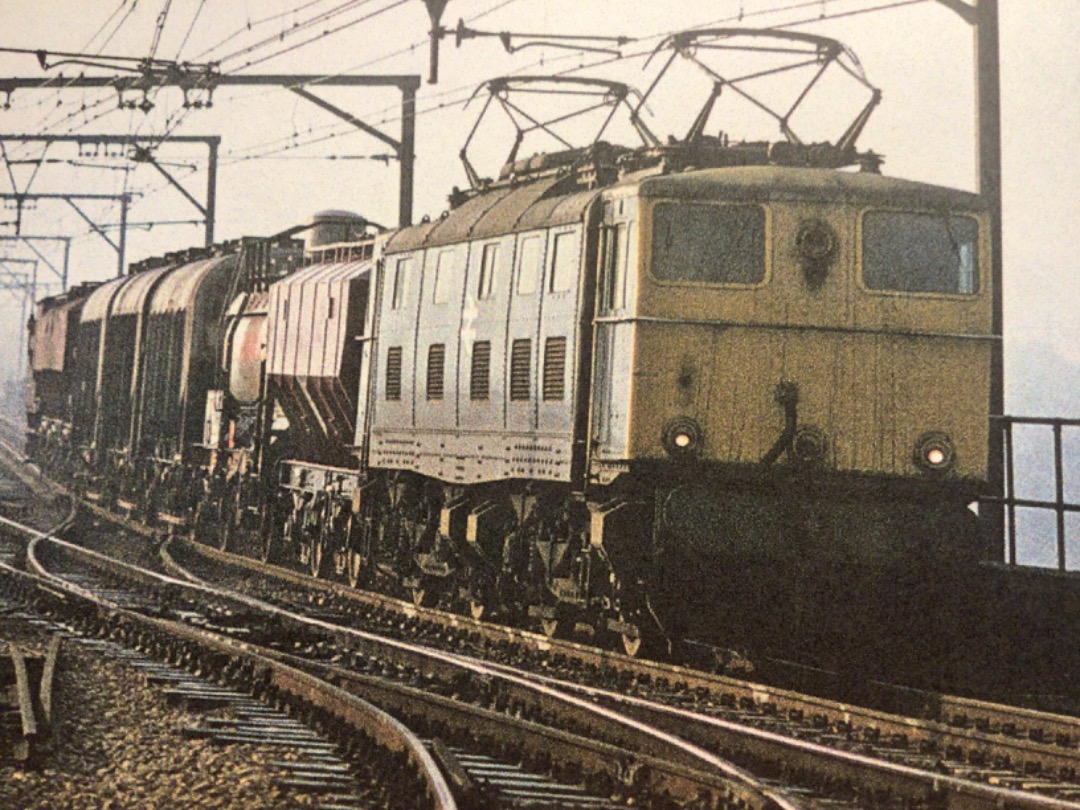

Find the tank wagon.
[{"left": 25, "top": 39, "right": 1000, "bottom": 685}]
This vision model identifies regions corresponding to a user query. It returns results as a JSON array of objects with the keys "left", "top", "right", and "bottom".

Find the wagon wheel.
[
  {"left": 263, "top": 499, "right": 295, "bottom": 564},
  {"left": 308, "top": 496, "right": 331, "bottom": 579},
  {"left": 217, "top": 492, "right": 235, "bottom": 552},
  {"left": 345, "top": 512, "right": 374, "bottom": 589}
]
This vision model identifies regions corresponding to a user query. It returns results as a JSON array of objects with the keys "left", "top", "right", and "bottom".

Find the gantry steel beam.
[
  {"left": 0, "top": 74, "right": 421, "bottom": 226},
  {"left": 0, "top": 234, "right": 70, "bottom": 289},
  {"left": 0, "top": 134, "right": 219, "bottom": 246},
  {"left": 0, "top": 192, "right": 131, "bottom": 275}
]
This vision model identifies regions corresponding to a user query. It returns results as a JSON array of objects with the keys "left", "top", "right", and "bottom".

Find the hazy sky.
[{"left": 0, "top": 0, "right": 1077, "bottom": 415}]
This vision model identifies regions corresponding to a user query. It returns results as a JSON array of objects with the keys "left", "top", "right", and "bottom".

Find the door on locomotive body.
[
  {"left": 367, "top": 249, "right": 422, "bottom": 464},
  {"left": 535, "top": 224, "right": 584, "bottom": 452},
  {"left": 457, "top": 235, "right": 514, "bottom": 438},
  {"left": 422, "top": 244, "right": 468, "bottom": 427},
  {"left": 590, "top": 193, "right": 640, "bottom": 464},
  {"left": 505, "top": 230, "right": 546, "bottom": 440},
  {"left": 413, "top": 242, "right": 469, "bottom": 476}
]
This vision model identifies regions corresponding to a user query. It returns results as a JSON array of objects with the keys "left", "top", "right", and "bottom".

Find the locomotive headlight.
[
  {"left": 913, "top": 432, "right": 956, "bottom": 475},
  {"left": 663, "top": 418, "right": 703, "bottom": 458}
]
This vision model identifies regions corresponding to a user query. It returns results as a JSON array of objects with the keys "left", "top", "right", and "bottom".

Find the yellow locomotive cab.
[{"left": 590, "top": 166, "right": 992, "bottom": 491}]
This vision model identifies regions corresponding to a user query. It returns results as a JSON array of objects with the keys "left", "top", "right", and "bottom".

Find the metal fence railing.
[{"left": 982, "top": 416, "right": 1080, "bottom": 569}]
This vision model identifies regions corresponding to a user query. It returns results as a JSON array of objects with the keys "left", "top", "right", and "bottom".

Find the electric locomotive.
[{"left": 25, "top": 34, "right": 995, "bottom": 684}]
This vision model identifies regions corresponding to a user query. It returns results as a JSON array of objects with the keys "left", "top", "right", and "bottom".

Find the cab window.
[
  {"left": 862, "top": 211, "right": 979, "bottom": 295},
  {"left": 651, "top": 202, "right": 765, "bottom": 285}
]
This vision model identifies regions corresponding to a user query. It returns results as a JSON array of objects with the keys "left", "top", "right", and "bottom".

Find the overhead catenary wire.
[
  {"left": 147, "top": 0, "right": 175, "bottom": 61},
  {"left": 212, "top": 0, "right": 385, "bottom": 66},
  {"left": 190, "top": 0, "right": 344, "bottom": 61},
  {"left": 7, "top": 0, "right": 935, "bottom": 253},
  {"left": 174, "top": 0, "right": 208, "bottom": 60},
  {"left": 220, "top": 0, "right": 411, "bottom": 72}
]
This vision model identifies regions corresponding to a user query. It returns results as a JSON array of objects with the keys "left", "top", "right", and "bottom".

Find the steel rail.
[
  {"left": 9, "top": 513, "right": 801, "bottom": 810},
  {"left": 174, "top": 535, "right": 1080, "bottom": 804},
  {"left": 0, "top": 524, "right": 456, "bottom": 810},
  {"left": 157, "top": 538, "right": 803, "bottom": 810}
]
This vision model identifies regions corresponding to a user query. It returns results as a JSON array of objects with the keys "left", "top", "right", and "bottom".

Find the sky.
[{"left": 0, "top": 2, "right": 1076, "bottom": 399}]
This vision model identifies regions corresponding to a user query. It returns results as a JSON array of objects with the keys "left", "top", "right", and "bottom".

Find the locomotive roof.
[
  {"left": 637, "top": 165, "right": 986, "bottom": 210},
  {"left": 384, "top": 174, "right": 600, "bottom": 253}
]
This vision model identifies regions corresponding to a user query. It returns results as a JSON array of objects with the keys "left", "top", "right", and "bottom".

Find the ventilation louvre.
[
  {"left": 510, "top": 339, "right": 531, "bottom": 401},
  {"left": 470, "top": 341, "right": 491, "bottom": 401},
  {"left": 427, "top": 344, "right": 445, "bottom": 400},
  {"left": 385, "top": 347, "right": 402, "bottom": 401},
  {"left": 543, "top": 337, "right": 567, "bottom": 401}
]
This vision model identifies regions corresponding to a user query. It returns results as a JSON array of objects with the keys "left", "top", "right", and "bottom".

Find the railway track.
[
  {"left": 1, "top": 509, "right": 802, "bottom": 809},
  {"left": 160, "top": 533, "right": 1080, "bottom": 809},
  {"left": 0, "top": 523, "right": 454, "bottom": 809},
  {"left": 10, "top": 442, "right": 1080, "bottom": 808}
]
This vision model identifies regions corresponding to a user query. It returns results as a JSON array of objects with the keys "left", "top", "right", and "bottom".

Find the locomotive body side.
[{"left": 369, "top": 178, "right": 601, "bottom": 484}]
